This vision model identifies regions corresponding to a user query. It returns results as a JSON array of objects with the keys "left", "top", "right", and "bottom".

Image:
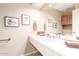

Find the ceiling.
[
  {"left": 31, "top": 3, "right": 75, "bottom": 15},
  {"left": 31, "top": 3, "right": 75, "bottom": 14},
  {"left": 49, "top": 3, "right": 74, "bottom": 12},
  {"left": 0, "top": 3, "right": 75, "bottom": 12},
  {"left": 0, "top": 3, "right": 75, "bottom": 15}
]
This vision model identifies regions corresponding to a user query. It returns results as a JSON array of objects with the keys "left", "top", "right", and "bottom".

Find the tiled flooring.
[{"left": 28, "top": 51, "right": 43, "bottom": 56}]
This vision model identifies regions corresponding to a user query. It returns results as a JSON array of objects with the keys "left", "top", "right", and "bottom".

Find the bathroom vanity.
[{"left": 29, "top": 35, "right": 79, "bottom": 56}]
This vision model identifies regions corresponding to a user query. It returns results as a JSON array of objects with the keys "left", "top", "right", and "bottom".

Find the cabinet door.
[
  {"left": 69, "top": 16, "right": 72, "bottom": 25},
  {"left": 64, "top": 16, "right": 68, "bottom": 25},
  {"left": 62, "top": 16, "right": 72, "bottom": 26},
  {"left": 72, "top": 9, "right": 79, "bottom": 36},
  {"left": 61, "top": 16, "right": 68, "bottom": 25},
  {"left": 68, "top": 16, "right": 72, "bottom": 25}
]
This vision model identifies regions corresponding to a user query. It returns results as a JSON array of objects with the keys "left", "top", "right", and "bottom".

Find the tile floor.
[{"left": 28, "top": 51, "right": 42, "bottom": 56}]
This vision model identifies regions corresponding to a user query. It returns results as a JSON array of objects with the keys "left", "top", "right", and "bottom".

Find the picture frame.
[
  {"left": 53, "top": 22, "right": 57, "bottom": 28},
  {"left": 4, "top": 16, "right": 19, "bottom": 27},
  {"left": 33, "top": 20, "right": 37, "bottom": 31},
  {"left": 48, "top": 19, "right": 57, "bottom": 28},
  {"left": 21, "top": 14, "right": 30, "bottom": 25},
  {"left": 48, "top": 19, "right": 53, "bottom": 27}
]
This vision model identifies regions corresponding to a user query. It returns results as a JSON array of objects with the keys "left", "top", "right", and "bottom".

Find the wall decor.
[
  {"left": 21, "top": 14, "right": 30, "bottom": 25},
  {"left": 33, "top": 20, "right": 37, "bottom": 31},
  {"left": 53, "top": 22, "right": 57, "bottom": 28},
  {"left": 4, "top": 16, "right": 19, "bottom": 27},
  {"left": 44, "top": 23, "right": 47, "bottom": 31},
  {"left": 48, "top": 19, "right": 53, "bottom": 27}
]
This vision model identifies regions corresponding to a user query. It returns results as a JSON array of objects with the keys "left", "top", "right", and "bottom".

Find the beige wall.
[
  {"left": 0, "top": 3, "right": 63, "bottom": 55},
  {"left": 63, "top": 29, "right": 72, "bottom": 35},
  {"left": 74, "top": 3, "right": 79, "bottom": 9}
]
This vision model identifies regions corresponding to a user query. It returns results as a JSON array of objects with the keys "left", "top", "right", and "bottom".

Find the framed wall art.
[
  {"left": 53, "top": 22, "right": 57, "bottom": 28},
  {"left": 44, "top": 23, "right": 47, "bottom": 31},
  {"left": 4, "top": 16, "right": 19, "bottom": 27},
  {"left": 33, "top": 20, "right": 37, "bottom": 31},
  {"left": 21, "top": 14, "right": 30, "bottom": 25},
  {"left": 48, "top": 19, "right": 53, "bottom": 27}
]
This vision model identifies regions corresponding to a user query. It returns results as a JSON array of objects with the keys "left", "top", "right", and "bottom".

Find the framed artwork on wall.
[
  {"left": 53, "top": 22, "right": 57, "bottom": 28},
  {"left": 33, "top": 20, "right": 37, "bottom": 31},
  {"left": 4, "top": 16, "right": 19, "bottom": 27},
  {"left": 21, "top": 14, "right": 30, "bottom": 25},
  {"left": 48, "top": 19, "right": 53, "bottom": 27},
  {"left": 44, "top": 23, "right": 47, "bottom": 31},
  {"left": 48, "top": 19, "right": 57, "bottom": 28}
]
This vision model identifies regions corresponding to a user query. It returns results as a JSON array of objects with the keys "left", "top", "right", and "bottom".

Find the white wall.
[
  {"left": 42, "top": 6, "right": 63, "bottom": 34},
  {"left": 0, "top": 3, "right": 63, "bottom": 55}
]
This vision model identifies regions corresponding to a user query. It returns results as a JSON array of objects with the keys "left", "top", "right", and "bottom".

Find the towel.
[{"left": 65, "top": 40, "right": 79, "bottom": 49}]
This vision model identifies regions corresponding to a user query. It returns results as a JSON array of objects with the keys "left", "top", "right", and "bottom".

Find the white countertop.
[{"left": 29, "top": 35, "right": 79, "bottom": 56}]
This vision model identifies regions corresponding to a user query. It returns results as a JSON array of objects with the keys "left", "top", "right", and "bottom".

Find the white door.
[{"left": 72, "top": 9, "right": 79, "bottom": 36}]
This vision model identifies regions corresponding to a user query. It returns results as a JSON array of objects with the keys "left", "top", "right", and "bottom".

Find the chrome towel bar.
[{"left": 0, "top": 38, "right": 11, "bottom": 41}]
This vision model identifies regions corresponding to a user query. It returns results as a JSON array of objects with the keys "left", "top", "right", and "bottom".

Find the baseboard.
[{"left": 23, "top": 50, "right": 38, "bottom": 56}]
